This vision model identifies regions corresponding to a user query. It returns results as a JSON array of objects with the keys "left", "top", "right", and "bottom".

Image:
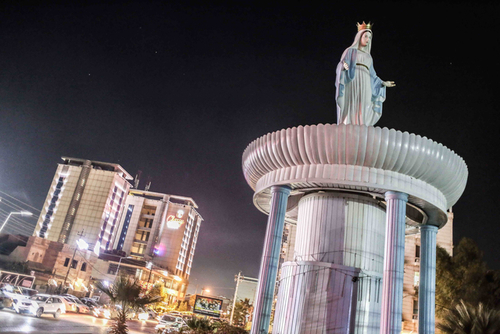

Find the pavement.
[{"left": 0, "top": 309, "right": 158, "bottom": 334}]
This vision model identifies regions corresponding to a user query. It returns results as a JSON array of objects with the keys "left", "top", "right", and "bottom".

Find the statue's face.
[{"left": 360, "top": 32, "right": 371, "bottom": 47}]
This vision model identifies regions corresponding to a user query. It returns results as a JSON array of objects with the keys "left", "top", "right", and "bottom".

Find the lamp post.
[
  {"left": 113, "top": 256, "right": 133, "bottom": 283},
  {"left": 230, "top": 272, "right": 242, "bottom": 325},
  {"left": 0, "top": 211, "right": 33, "bottom": 234},
  {"left": 201, "top": 288, "right": 210, "bottom": 296},
  {"left": 59, "top": 234, "right": 87, "bottom": 294},
  {"left": 146, "top": 261, "right": 153, "bottom": 288}
]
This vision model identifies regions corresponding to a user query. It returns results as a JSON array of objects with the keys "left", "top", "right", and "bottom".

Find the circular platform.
[{"left": 242, "top": 124, "right": 468, "bottom": 227}]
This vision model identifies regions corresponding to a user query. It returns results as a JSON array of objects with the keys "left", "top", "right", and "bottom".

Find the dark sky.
[{"left": 0, "top": 1, "right": 498, "bottom": 298}]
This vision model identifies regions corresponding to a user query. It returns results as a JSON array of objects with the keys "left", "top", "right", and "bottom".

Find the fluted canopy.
[{"left": 243, "top": 124, "right": 468, "bottom": 226}]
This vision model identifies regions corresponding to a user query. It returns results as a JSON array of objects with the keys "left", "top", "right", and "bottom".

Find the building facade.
[
  {"left": 33, "top": 157, "right": 133, "bottom": 254},
  {"left": 0, "top": 234, "right": 97, "bottom": 296},
  {"left": 113, "top": 189, "right": 203, "bottom": 280},
  {"left": 26, "top": 157, "right": 203, "bottom": 302}
]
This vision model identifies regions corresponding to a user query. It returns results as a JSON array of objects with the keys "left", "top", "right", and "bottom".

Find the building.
[
  {"left": 26, "top": 157, "right": 203, "bottom": 302},
  {"left": 33, "top": 157, "right": 133, "bottom": 254},
  {"left": 0, "top": 234, "right": 97, "bottom": 296},
  {"left": 112, "top": 189, "right": 203, "bottom": 280}
]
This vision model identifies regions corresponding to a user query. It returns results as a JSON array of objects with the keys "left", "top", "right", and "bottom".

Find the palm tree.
[
  {"left": 231, "top": 298, "right": 252, "bottom": 327},
  {"left": 96, "top": 276, "right": 158, "bottom": 334},
  {"left": 437, "top": 300, "right": 500, "bottom": 334}
]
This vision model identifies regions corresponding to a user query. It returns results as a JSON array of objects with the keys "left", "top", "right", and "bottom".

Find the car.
[
  {"left": 135, "top": 307, "right": 149, "bottom": 321},
  {"left": 155, "top": 315, "right": 186, "bottom": 333},
  {"left": 80, "top": 298, "right": 111, "bottom": 318},
  {"left": 0, "top": 285, "right": 34, "bottom": 313},
  {"left": 145, "top": 307, "right": 158, "bottom": 319},
  {"left": 71, "top": 297, "right": 90, "bottom": 313},
  {"left": 19, "top": 294, "right": 66, "bottom": 318},
  {"left": 60, "top": 296, "right": 90, "bottom": 313},
  {"left": 159, "top": 322, "right": 189, "bottom": 334}
]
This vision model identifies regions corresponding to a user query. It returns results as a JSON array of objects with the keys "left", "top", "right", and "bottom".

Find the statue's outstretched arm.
[{"left": 382, "top": 81, "right": 396, "bottom": 87}]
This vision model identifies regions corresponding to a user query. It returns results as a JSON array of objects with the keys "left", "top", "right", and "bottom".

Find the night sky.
[{"left": 0, "top": 1, "right": 498, "bottom": 298}]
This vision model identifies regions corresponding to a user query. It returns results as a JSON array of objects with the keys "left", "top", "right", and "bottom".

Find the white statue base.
[{"left": 243, "top": 124, "right": 467, "bottom": 334}]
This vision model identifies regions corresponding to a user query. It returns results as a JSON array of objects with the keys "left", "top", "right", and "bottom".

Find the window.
[
  {"left": 64, "top": 258, "right": 70, "bottom": 267},
  {"left": 81, "top": 262, "right": 87, "bottom": 272},
  {"left": 415, "top": 245, "right": 420, "bottom": 258},
  {"left": 71, "top": 260, "right": 78, "bottom": 269}
]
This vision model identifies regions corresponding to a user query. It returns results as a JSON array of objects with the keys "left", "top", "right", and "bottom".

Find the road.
[{"left": 0, "top": 309, "right": 158, "bottom": 334}]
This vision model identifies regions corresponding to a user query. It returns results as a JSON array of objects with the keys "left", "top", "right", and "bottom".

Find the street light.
[
  {"left": 201, "top": 287, "right": 210, "bottom": 296},
  {"left": 60, "top": 236, "right": 88, "bottom": 294},
  {"left": 0, "top": 211, "right": 33, "bottom": 234},
  {"left": 113, "top": 256, "right": 133, "bottom": 283}
]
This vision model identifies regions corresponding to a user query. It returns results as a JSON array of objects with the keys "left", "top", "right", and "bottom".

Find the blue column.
[
  {"left": 418, "top": 225, "right": 438, "bottom": 334},
  {"left": 380, "top": 191, "right": 408, "bottom": 334},
  {"left": 251, "top": 185, "right": 291, "bottom": 334}
]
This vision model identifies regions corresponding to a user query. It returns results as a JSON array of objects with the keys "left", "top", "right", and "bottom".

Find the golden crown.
[{"left": 356, "top": 21, "right": 373, "bottom": 31}]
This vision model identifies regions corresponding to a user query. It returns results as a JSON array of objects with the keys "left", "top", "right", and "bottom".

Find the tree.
[
  {"left": 436, "top": 238, "right": 500, "bottom": 317},
  {"left": 230, "top": 298, "right": 252, "bottom": 327},
  {"left": 180, "top": 317, "right": 248, "bottom": 334},
  {"left": 437, "top": 300, "right": 500, "bottom": 334},
  {"left": 96, "top": 276, "right": 158, "bottom": 334}
]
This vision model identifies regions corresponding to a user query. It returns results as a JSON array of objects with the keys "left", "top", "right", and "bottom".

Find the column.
[
  {"left": 251, "top": 185, "right": 291, "bottom": 334},
  {"left": 418, "top": 224, "right": 438, "bottom": 334},
  {"left": 380, "top": 191, "right": 408, "bottom": 334}
]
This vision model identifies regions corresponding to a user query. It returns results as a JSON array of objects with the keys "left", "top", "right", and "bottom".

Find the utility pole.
[
  {"left": 59, "top": 230, "right": 84, "bottom": 294},
  {"left": 230, "top": 271, "right": 242, "bottom": 325}
]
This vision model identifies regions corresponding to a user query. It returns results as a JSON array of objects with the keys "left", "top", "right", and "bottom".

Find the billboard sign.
[
  {"left": 166, "top": 208, "right": 186, "bottom": 229},
  {"left": 193, "top": 295, "right": 223, "bottom": 318}
]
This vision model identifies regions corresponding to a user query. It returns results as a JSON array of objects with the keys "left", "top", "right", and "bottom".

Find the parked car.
[
  {"left": 145, "top": 307, "right": 158, "bottom": 320},
  {"left": 135, "top": 307, "right": 149, "bottom": 321},
  {"left": 70, "top": 297, "right": 90, "bottom": 314},
  {"left": 160, "top": 322, "right": 189, "bottom": 334},
  {"left": 0, "top": 285, "right": 34, "bottom": 313},
  {"left": 155, "top": 315, "right": 186, "bottom": 333},
  {"left": 80, "top": 298, "right": 111, "bottom": 318},
  {"left": 60, "top": 296, "right": 89, "bottom": 313},
  {"left": 19, "top": 294, "right": 66, "bottom": 318}
]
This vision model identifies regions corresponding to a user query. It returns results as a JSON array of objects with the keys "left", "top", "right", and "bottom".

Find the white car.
[
  {"left": 0, "top": 285, "right": 34, "bottom": 313},
  {"left": 136, "top": 308, "right": 149, "bottom": 321},
  {"left": 155, "top": 315, "right": 186, "bottom": 333},
  {"left": 19, "top": 294, "right": 66, "bottom": 318}
]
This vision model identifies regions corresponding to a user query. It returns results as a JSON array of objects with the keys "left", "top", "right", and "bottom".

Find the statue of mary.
[{"left": 335, "top": 22, "right": 395, "bottom": 126}]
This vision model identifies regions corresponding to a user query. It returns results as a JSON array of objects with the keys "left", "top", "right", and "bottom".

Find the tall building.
[
  {"left": 33, "top": 157, "right": 133, "bottom": 253},
  {"left": 112, "top": 189, "right": 203, "bottom": 280},
  {"left": 32, "top": 157, "right": 203, "bottom": 301}
]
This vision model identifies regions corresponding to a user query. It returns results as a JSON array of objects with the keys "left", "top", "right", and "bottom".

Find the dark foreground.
[{"left": 0, "top": 310, "right": 157, "bottom": 334}]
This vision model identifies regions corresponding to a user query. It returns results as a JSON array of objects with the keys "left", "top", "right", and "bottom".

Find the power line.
[{"left": 0, "top": 190, "right": 42, "bottom": 213}]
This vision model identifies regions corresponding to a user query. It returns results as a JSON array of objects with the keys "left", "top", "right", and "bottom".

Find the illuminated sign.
[
  {"left": 193, "top": 295, "right": 223, "bottom": 318},
  {"left": 166, "top": 209, "right": 185, "bottom": 229}
]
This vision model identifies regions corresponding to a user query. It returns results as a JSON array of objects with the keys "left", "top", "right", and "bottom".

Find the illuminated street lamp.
[
  {"left": 113, "top": 256, "right": 133, "bottom": 283},
  {"left": 201, "top": 287, "right": 210, "bottom": 296},
  {"left": 59, "top": 236, "right": 88, "bottom": 294},
  {"left": 0, "top": 211, "right": 33, "bottom": 233}
]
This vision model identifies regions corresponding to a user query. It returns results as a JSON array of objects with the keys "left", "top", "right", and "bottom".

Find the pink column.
[
  {"left": 380, "top": 191, "right": 408, "bottom": 334},
  {"left": 251, "top": 185, "right": 291, "bottom": 334}
]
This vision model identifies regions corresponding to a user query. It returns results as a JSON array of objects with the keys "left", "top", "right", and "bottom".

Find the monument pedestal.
[{"left": 243, "top": 124, "right": 467, "bottom": 334}]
